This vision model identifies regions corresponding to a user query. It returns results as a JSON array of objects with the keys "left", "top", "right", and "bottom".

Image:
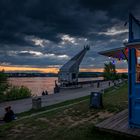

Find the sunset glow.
[
  {"left": 0, "top": 65, "right": 59, "bottom": 73},
  {"left": 0, "top": 65, "right": 128, "bottom": 73}
]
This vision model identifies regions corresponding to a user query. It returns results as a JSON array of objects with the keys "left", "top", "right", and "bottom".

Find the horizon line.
[{"left": 0, "top": 65, "right": 128, "bottom": 73}]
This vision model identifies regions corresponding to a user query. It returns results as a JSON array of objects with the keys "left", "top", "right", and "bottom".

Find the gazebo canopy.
[
  {"left": 98, "top": 46, "right": 128, "bottom": 60},
  {"left": 98, "top": 42, "right": 140, "bottom": 61}
]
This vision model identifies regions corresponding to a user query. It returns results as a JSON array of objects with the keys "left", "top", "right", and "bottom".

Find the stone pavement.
[{"left": 0, "top": 80, "right": 119, "bottom": 116}]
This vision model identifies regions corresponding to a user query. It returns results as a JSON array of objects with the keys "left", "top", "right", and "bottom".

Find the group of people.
[
  {"left": 0, "top": 106, "right": 16, "bottom": 123},
  {"left": 42, "top": 90, "right": 48, "bottom": 96}
]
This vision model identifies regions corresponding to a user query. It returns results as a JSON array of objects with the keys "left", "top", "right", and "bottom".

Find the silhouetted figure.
[
  {"left": 3, "top": 107, "right": 12, "bottom": 123},
  {"left": 8, "top": 106, "right": 16, "bottom": 120},
  {"left": 54, "top": 80, "right": 60, "bottom": 93},
  {"left": 97, "top": 82, "right": 100, "bottom": 88},
  {"left": 0, "top": 106, "right": 15, "bottom": 124},
  {"left": 55, "top": 80, "right": 58, "bottom": 87},
  {"left": 42, "top": 91, "right": 45, "bottom": 96},
  {"left": 45, "top": 90, "right": 48, "bottom": 95},
  {"left": 109, "top": 81, "right": 110, "bottom": 86}
]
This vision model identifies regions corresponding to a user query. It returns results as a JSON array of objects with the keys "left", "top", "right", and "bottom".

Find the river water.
[{"left": 8, "top": 77, "right": 103, "bottom": 96}]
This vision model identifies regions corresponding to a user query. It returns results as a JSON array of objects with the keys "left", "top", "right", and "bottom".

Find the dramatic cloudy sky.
[{"left": 0, "top": 0, "right": 140, "bottom": 72}]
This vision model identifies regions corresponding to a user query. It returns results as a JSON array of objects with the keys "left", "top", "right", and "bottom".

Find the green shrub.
[
  {"left": 5, "top": 86, "right": 31, "bottom": 100},
  {"left": 0, "top": 70, "right": 9, "bottom": 96},
  {"left": 0, "top": 70, "right": 31, "bottom": 102}
]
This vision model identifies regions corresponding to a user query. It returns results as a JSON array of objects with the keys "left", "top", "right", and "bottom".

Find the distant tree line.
[{"left": 7, "top": 72, "right": 58, "bottom": 77}]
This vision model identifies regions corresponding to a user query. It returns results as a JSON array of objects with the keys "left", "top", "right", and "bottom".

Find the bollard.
[{"left": 32, "top": 97, "right": 42, "bottom": 110}]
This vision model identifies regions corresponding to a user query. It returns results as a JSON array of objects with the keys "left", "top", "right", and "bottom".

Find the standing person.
[
  {"left": 109, "top": 81, "right": 110, "bottom": 86},
  {"left": 97, "top": 82, "right": 100, "bottom": 88},
  {"left": 54, "top": 80, "right": 60, "bottom": 93}
]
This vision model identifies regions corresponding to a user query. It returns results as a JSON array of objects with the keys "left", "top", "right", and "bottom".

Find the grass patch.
[
  {"left": 17, "top": 95, "right": 90, "bottom": 118},
  {"left": 103, "top": 83, "right": 128, "bottom": 112},
  {"left": 0, "top": 83, "right": 131, "bottom": 140}
]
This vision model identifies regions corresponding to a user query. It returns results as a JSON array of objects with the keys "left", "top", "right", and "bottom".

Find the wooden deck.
[{"left": 96, "top": 109, "right": 140, "bottom": 138}]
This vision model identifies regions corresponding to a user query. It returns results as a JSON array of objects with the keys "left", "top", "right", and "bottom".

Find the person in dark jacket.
[
  {"left": 3, "top": 106, "right": 16, "bottom": 123},
  {"left": 8, "top": 106, "right": 16, "bottom": 120},
  {"left": 42, "top": 91, "right": 45, "bottom": 96},
  {"left": 45, "top": 90, "right": 48, "bottom": 95},
  {"left": 3, "top": 107, "right": 12, "bottom": 122}
]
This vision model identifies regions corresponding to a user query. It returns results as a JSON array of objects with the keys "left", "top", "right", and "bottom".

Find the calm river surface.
[{"left": 8, "top": 77, "right": 103, "bottom": 96}]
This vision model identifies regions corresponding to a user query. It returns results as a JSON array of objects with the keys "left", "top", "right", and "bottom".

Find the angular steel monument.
[{"left": 58, "top": 45, "right": 90, "bottom": 87}]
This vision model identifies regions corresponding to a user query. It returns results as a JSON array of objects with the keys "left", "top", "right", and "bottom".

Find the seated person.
[
  {"left": 8, "top": 106, "right": 16, "bottom": 120},
  {"left": 3, "top": 107, "right": 12, "bottom": 123},
  {"left": 3, "top": 106, "right": 16, "bottom": 123},
  {"left": 45, "top": 90, "right": 48, "bottom": 95},
  {"left": 42, "top": 91, "right": 45, "bottom": 96}
]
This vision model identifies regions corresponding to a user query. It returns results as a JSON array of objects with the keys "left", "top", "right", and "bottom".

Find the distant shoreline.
[{"left": 6, "top": 72, "right": 105, "bottom": 78}]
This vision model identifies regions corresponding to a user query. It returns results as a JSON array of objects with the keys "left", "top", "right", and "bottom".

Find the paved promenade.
[{"left": 0, "top": 81, "right": 118, "bottom": 116}]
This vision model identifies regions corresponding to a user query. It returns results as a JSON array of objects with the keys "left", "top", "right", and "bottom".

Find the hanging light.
[
  {"left": 123, "top": 59, "right": 127, "bottom": 63},
  {"left": 112, "top": 60, "right": 115, "bottom": 65}
]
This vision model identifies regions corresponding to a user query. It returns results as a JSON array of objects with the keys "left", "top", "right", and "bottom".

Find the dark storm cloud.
[
  {"left": 0, "top": 0, "right": 118, "bottom": 45},
  {"left": 80, "top": 0, "right": 140, "bottom": 19},
  {"left": 0, "top": 0, "right": 139, "bottom": 68}
]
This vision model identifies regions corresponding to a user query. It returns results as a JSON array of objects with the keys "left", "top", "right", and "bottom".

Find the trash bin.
[
  {"left": 32, "top": 97, "right": 42, "bottom": 109},
  {"left": 90, "top": 92, "right": 103, "bottom": 108}
]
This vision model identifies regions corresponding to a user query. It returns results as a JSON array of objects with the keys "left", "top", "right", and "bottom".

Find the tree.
[
  {"left": 0, "top": 69, "right": 7, "bottom": 84},
  {"left": 0, "top": 70, "right": 9, "bottom": 99},
  {"left": 103, "top": 62, "right": 118, "bottom": 80}
]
